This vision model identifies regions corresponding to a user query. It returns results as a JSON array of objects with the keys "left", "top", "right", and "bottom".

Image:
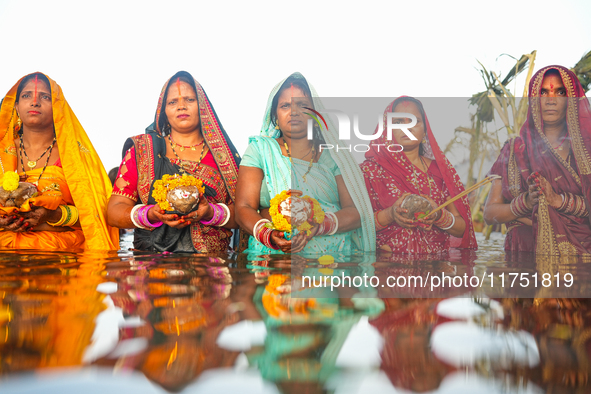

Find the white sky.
[{"left": 1, "top": 0, "right": 590, "bottom": 172}]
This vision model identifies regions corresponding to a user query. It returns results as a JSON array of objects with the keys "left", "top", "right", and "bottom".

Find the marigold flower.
[{"left": 2, "top": 171, "right": 19, "bottom": 192}]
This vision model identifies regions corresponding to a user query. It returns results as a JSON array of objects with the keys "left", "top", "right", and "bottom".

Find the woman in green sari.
[{"left": 235, "top": 72, "right": 375, "bottom": 255}]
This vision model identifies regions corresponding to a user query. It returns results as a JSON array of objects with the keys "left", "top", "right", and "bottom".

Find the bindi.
[{"left": 550, "top": 83, "right": 554, "bottom": 89}]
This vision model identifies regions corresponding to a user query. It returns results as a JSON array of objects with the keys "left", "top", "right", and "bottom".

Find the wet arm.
[
  {"left": 483, "top": 179, "right": 520, "bottom": 225},
  {"left": 235, "top": 166, "right": 266, "bottom": 235},
  {"left": 334, "top": 175, "right": 361, "bottom": 232}
]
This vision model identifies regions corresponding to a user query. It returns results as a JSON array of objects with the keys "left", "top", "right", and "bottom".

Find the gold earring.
[
  {"left": 422, "top": 138, "right": 426, "bottom": 144},
  {"left": 275, "top": 124, "right": 280, "bottom": 130},
  {"left": 16, "top": 115, "right": 21, "bottom": 129}
]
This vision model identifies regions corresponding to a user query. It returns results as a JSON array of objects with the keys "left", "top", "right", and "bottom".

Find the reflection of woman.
[
  {"left": 235, "top": 72, "right": 375, "bottom": 255},
  {"left": 107, "top": 71, "right": 240, "bottom": 252},
  {"left": 484, "top": 66, "right": 591, "bottom": 254},
  {"left": 0, "top": 72, "right": 118, "bottom": 250},
  {"left": 361, "top": 97, "right": 476, "bottom": 254}
]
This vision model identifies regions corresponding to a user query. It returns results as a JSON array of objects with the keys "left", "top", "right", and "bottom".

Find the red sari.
[
  {"left": 489, "top": 65, "right": 591, "bottom": 255},
  {"left": 361, "top": 97, "right": 477, "bottom": 255}
]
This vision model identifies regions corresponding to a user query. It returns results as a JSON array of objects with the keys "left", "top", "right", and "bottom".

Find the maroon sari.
[
  {"left": 361, "top": 97, "right": 477, "bottom": 255},
  {"left": 489, "top": 65, "right": 591, "bottom": 255}
]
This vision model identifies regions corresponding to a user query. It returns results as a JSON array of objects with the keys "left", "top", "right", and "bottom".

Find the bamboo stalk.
[{"left": 429, "top": 175, "right": 501, "bottom": 216}]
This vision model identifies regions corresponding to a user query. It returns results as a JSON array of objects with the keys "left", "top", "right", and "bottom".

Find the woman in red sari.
[
  {"left": 484, "top": 65, "right": 591, "bottom": 255},
  {"left": 361, "top": 97, "right": 476, "bottom": 254}
]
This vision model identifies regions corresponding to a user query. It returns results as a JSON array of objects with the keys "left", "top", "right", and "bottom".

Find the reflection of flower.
[
  {"left": 152, "top": 174, "right": 205, "bottom": 211},
  {"left": 2, "top": 171, "right": 19, "bottom": 192},
  {"left": 262, "top": 274, "right": 317, "bottom": 318}
]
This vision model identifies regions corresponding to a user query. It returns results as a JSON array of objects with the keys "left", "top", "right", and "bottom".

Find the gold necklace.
[
  {"left": 20, "top": 136, "right": 56, "bottom": 170},
  {"left": 169, "top": 134, "right": 205, "bottom": 151},
  {"left": 168, "top": 136, "right": 206, "bottom": 174},
  {"left": 282, "top": 138, "right": 315, "bottom": 182},
  {"left": 19, "top": 135, "right": 56, "bottom": 186}
]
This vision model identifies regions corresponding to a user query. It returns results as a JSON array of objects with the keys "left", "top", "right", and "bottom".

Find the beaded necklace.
[
  {"left": 169, "top": 134, "right": 205, "bottom": 151},
  {"left": 18, "top": 134, "right": 56, "bottom": 186},
  {"left": 167, "top": 135, "right": 206, "bottom": 174}
]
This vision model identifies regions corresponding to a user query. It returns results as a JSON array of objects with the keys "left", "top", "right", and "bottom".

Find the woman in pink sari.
[
  {"left": 484, "top": 65, "right": 591, "bottom": 255},
  {"left": 361, "top": 97, "right": 477, "bottom": 254}
]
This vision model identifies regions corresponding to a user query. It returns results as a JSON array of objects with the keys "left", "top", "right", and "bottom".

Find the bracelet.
[
  {"left": 137, "top": 204, "right": 163, "bottom": 228},
  {"left": 509, "top": 192, "right": 531, "bottom": 217},
  {"left": 253, "top": 219, "right": 270, "bottom": 242},
  {"left": 374, "top": 211, "right": 388, "bottom": 230},
  {"left": 316, "top": 211, "right": 335, "bottom": 236},
  {"left": 559, "top": 192, "right": 589, "bottom": 217},
  {"left": 316, "top": 211, "right": 338, "bottom": 236},
  {"left": 434, "top": 209, "right": 454, "bottom": 230},
  {"left": 257, "top": 226, "right": 279, "bottom": 250},
  {"left": 47, "top": 205, "right": 67, "bottom": 226},
  {"left": 252, "top": 219, "right": 278, "bottom": 250},
  {"left": 200, "top": 203, "right": 228, "bottom": 227},
  {"left": 130, "top": 204, "right": 150, "bottom": 230},
  {"left": 47, "top": 205, "right": 79, "bottom": 227},
  {"left": 218, "top": 204, "right": 231, "bottom": 226},
  {"left": 439, "top": 213, "right": 456, "bottom": 231},
  {"left": 64, "top": 206, "right": 79, "bottom": 227}
]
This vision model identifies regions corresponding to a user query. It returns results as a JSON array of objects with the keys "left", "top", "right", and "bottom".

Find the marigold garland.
[
  {"left": 1, "top": 171, "right": 19, "bottom": 192},
  {"left": 151, "top": 174, "right": 205, "bottom": 211},
  {"left": 268, "top": 191, "right": 325, "bottom": 236},
  {"left": 269, "top": 190, "right": 292, "bottom": 232}
]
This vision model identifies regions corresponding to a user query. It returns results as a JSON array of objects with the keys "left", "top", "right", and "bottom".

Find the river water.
[{"left": 1, "top": 233, "right": 590, "bottom": 393}]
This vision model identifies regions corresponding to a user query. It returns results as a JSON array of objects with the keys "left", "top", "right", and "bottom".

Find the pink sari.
[
  {"left": 361, "top": 97, "right": 477, "bottom": 255},
  {"left": 489, "top": 65, "right": 591, "bottom": 255}
]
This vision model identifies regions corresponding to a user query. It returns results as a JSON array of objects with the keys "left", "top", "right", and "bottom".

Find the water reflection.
[{"left": 1, "top": 234, "right": 591, "bottom": 393}]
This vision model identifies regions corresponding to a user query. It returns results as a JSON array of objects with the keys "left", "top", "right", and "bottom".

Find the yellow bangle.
[
  {"left": 47, "top": 205, "right": 67, "bottom": 226},
  {"left": 47, "top": 205, "right": 78, "bottom": 227},
  {"left": 63, "top": 206, "right": 79, "bottom": 227}
]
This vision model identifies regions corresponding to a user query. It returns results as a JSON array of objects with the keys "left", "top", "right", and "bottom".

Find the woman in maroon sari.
[
  {"left": 484, "top": 65, "right": 591, "bottom": 255},
  {"left": 361, "top": 97, "right": 477, "bottom": 254}
]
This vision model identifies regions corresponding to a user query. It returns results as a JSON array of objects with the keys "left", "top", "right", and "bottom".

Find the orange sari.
[{"left": 0, "top": 73, "right": 119, "bottom": 250}]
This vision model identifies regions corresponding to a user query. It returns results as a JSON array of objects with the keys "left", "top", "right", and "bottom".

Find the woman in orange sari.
[{"left": 0, "top": 72, "right": 119, "bottom": 250}]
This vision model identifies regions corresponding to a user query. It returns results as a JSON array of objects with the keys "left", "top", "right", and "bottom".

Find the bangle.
[
  {"left": 560, "top": 192, "right": 589, "bottom": 217},
  {"left": 253, "top": 219, "right": 270, "bottom": 242},
  {"left": 316, "top": 212, "right": 339, "bottom": 236},
  {"left": 200, "top": 203, "right": 227, "bottom": 227},
  {"left": 439, "top": 213, "right": 456, "bottom": 230},
  {"left": 47, "top": 205, "right": 78, "bottom": 227},
  {"left": 434, "top": 209, "right": 454, "bottom": 230},
  {"left": 257, "top": 226, "right": 279, "bottom": 250},
  {"left": 328, "top": 212, "right": 339, "bottom": 235},
  {"left": 130, "top": 204, "right": 150, "bottom": 230},
  {"left": 137, "top": 205, "right": 163, "bottom": 228},
  {"left": 218, "top": 204, "right": 230, "bottom": 226},
  {"left": 509, "top": 192, "right": 531, "bottom": 217},
  {"left": 374, "top": 211, "right": 388, "bottom": 230},
  {"left": 47, "top": 205, "right": 67, "bottom": 226},
  {"left": 63, "top": 206, "right": 79, "bottom": 227}
]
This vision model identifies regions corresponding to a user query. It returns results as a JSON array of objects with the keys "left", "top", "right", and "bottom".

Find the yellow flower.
[
  {"left": 268, "top": 191, "right": 326, "bottom": 236},
  {"left": 2, "top": 171, "right": 19, "bottom": 192},
  {"left": 269, "top": 190, "right": 292, "bottom": 232},
  {"left": 151, "top": 174, "right": 205, "bottom": 211}
]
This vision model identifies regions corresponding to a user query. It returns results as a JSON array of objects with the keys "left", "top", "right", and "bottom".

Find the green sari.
[{"left": 241, "top": 72, "right": 375, "bottom": 256}]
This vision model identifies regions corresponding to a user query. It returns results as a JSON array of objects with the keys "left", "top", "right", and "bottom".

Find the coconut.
[
  {"left": 400, "top": 194, "right": 432, "bottom": 220},
  {"left": 278, "top": 196, "right": 312, "bottom": 227},
  {"left": 166, "top": 185, "right": 200, "bottom": 214},
  {"left": 0, "top": 182, "right": 38, "bottom": 208}
]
